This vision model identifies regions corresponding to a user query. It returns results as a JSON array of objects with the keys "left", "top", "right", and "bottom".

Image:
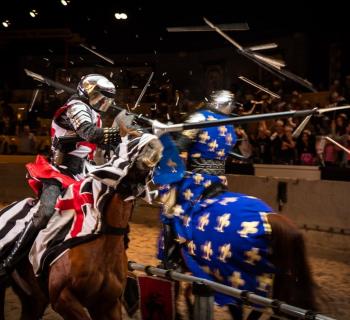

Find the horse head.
[{"left": 116, "top": 120, "right": 163, "bottom": 174}]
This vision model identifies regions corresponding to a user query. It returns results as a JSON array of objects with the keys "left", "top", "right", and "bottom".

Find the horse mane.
[{"left": 268, "top": 214, "right": 317, "bottom": 310}]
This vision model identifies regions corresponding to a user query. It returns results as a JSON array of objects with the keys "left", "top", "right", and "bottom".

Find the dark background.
[{"left": 0, "top": 0, "right": 349, "bottom": 91}]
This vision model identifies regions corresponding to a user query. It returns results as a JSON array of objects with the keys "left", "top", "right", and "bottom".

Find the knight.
[
  {"left": 159, "top": 90, "right": 237, "bottom": 269},
  {"left": 176, "top": 89, "right": 237, "bottom": 174},
  {"left": 0, "top": 74, "right": 122, "bottom": 279}
]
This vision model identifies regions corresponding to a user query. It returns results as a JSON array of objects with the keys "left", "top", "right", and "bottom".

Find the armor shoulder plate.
[{"left": 66, "top": 99, "right": 93, "bottom": 130}]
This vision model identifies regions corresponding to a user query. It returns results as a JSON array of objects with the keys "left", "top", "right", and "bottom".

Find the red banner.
[{"left": 138, "top": 275, "right": 175, "bottom": 320}]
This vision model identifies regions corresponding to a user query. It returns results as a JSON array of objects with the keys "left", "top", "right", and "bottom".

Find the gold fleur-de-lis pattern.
[
  {"left": 188, "top": 240, "right": 196, "bottom": 255},
  {"left": 257, "top": 273, "right": 274, "bottom": 292},
  {"left": 183, "top": 189, "right": 194, "bottom": 201},
  {"left": 172, "top": 204, "right": 184, "bottom": 217},
  {"left": 230, "top": 271, "right": 245, "bottom": 288},
  {"left": 218, "top": 126, "right": 228, "bottom": 136},
  {"left": 208, "top": 139, "right": 219, "bottom": 151},
  {"left": 164, "top": 172, "right": 275, "bottom": 306},
  {"left": 201, "top": 241, "right": 213, "bottom": 260},
  {"left": 215, "top": 213, "right": 231, "bottom": 232},
  {"left": 193, "top": 173, "right": 204, "bottom": 185},
  {"left": 218, "top": 243, "right": 232, "bottom": 263},
  {"left": 199, "top": 131, "right": 210, "bottom": 143},
  {"left": 260, "top": 211, "right": 272, "bottom": 234},
  {"left": 237, "top": 221, "right": 259, "bottom": 238},
  {"left": 244, "top": 247, "right": 261, "bottom": 265},
  {"left": 197, "top": 212, "right": 210, "bottom": 231},
  {"left": 203, "top": 180, "right": 212, "bottom": 188},
  {"left": 225, "top": 133, "right": 233, "bottom": 145},
  {"left": 217, "top": 149, "right": 225, "bottom": 157},
  {"left": 187, "top": 110, "right": 236, "bottom": 162}
]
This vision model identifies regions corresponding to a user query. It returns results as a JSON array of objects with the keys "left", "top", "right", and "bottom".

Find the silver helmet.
[
  {"left": 209, "top": 90, "right": 235, "bottom": 115},
  {"left": 77, "top": 74, "right": 116, "bottom": 112}
]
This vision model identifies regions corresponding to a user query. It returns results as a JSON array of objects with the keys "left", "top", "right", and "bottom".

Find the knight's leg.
[
  {"left": 162, "top": 223, "right": 181, "bottom": 270},
  {"left": 0, "top": 179, "right": 61, "bottom": 278},
  {"left": 32, "top": 179, "right": 62, "bottom": 228}
]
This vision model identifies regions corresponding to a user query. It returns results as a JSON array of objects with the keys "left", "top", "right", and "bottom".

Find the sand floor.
[{"left": 3, "top": 203, "right": 350, "bottom": 319}]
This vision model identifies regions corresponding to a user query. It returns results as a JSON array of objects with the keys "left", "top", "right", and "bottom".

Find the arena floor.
[{"left": 3, "top": 202, "right": 350, "bottom": 320}]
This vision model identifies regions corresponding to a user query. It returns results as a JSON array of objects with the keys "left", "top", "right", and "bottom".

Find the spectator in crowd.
[
  {"left": 270, "top": 119, "right": 285, "bottom": 163},
  {"left": 279, "top": 125, "right": 296, "bottom": 164},
  {"left": 252, "top": 121, "right": 272, "bottom": 164},
  {"left": 16, "top": 124, "right": 37, "bottom": 155},
  {"left": 0, "top": 114, "right": 16, "bottom": 135},
  {"left": 0, "top": 99, "right": 15, "bottom": 122},
  {"left": 296, "top": 130, "right": 316, "bottom": 165}
]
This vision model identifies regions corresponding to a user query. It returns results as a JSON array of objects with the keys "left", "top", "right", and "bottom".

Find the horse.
[
  {"left": 158, "top": 172, "right": 317, "bottom": 320},
  {"left": 0, "top": 128, "right": 164, "bottom": 320}
]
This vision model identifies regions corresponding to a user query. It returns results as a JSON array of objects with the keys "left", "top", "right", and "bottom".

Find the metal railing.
[{"left": 129, "top": 261, "right": 336, "bottom": 320}]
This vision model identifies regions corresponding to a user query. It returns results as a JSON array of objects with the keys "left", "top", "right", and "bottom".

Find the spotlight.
[
  {"left": 61, "top": 0, "right": 70, "bottom": 6},
  {"left": 2, "top": 20, "right": 10, "bottom": 28},
  {"left": 29, "top": 9, "right": 39, "bottom": 18},
  {"left": 114, "top": 12, "right": 128, "bottom": 20}
]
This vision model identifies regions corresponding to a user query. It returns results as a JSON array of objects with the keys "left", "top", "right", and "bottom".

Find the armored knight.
[
  {"left": 0, "top": 74, "right": 122, "bottom": 278},
  {"left": 176, "top": 90, "right": 237, "bottom": 175}
]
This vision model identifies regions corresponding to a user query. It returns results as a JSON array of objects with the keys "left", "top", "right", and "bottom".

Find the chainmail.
[{"left": 189, "top": 158, "right": 225, "bottom": 175}]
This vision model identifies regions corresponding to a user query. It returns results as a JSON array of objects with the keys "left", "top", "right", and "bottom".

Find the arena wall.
[
  {"left": 1, "top": 156, "right": 349, "bottom": 262},
  {"left": 226, "top": 174, "right": 350, "bottom": 263}
]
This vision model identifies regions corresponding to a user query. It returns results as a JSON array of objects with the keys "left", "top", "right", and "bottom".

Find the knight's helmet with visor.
[
  {"left": 208, "top": 90, "right": 236, "bottom": 115},
  {"left": 77, "top": 74, "right": 116, "bottom": 112}
]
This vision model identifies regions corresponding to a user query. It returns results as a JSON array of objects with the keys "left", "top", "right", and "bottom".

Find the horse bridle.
[{"left": 100, "top": 224, "right": 129, "bottom": 236}]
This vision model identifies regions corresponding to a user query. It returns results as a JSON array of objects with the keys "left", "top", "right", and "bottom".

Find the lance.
[
  {"left": 28, "top": 88, "right": 40, "bottom": 112},
  {"left": 292, "top": 104, "right": 350, "bottom": 138},
  {"left": 57, "top": 105, "right": 350, "bottom": 144},
  {"left": 25, "top": 69, "right": 350, "bottom": 146},
  {"left": 167, "top": 22, "right": 249, "bottom": 32},
  {"left": 325, "top": 136, "right": 350, "bottom": 155},
  {"left": 151, "top": 105, "right": 350, "bottom": 136},
  {"left": 79, "top": 44, "right": 115, "bottom": 65},
  {"left": 203, "top": 17, "right": 317, "bottom": 92},
  {"left": 25, "top": 69, "right": 76, "bottom": 94},
  {"left": 131, "top": 71, "right": 154, "bottom": 110},
  {"left": 24, "top": 68, "right": 154, "bottom": 127},
  {"left": 238, "top": 76, "right": 281, "bottom": 99}
]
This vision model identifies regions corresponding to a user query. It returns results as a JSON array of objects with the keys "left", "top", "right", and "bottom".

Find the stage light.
[
  {"left": 29, "top": 9, "right": 39, "bottom": 18},
  {"left": 114, "top": 12, "right": 128, "bottom": 20},
  {"left": 61, "top": 0, "right": 70, "bottom": 6},
  {"left": 2, "top": 20, "right": 10, "bottom": 28}
]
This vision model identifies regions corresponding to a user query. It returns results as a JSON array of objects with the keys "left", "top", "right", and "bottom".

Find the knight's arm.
[{"left": 67, "top": 102, "right": 121, "bottom": 145}]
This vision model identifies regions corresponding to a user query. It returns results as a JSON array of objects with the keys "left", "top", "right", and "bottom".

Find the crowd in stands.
[{"left": 1, "top": 77, "right": 350, "bottom": 168}]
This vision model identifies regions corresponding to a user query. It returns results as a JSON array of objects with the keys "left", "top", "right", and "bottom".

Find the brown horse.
[
  {"left": 160, "top": 175, "right": 317, "bottom": 320},
  {"left": 0, "top": 130, "right": 163, "bottom": 320}
]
